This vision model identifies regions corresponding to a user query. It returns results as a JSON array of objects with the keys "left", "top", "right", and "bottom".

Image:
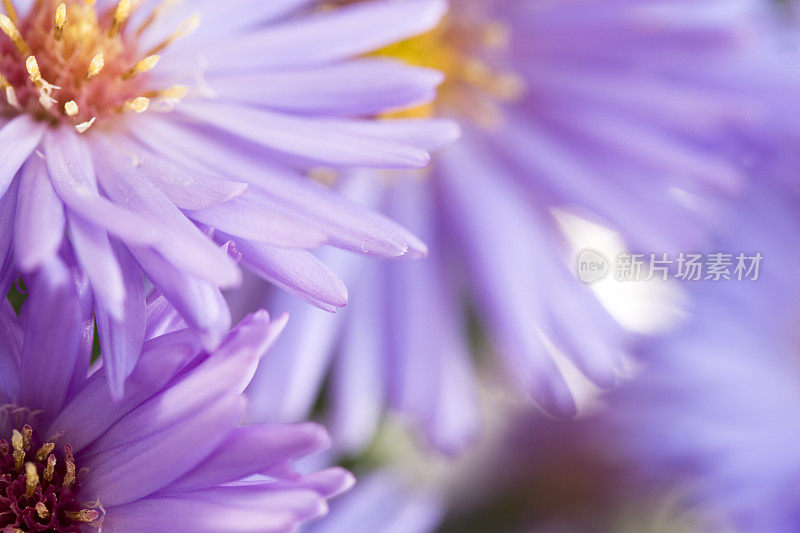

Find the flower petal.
[
  {"left": 43, "top": 128, "right": 161, "bottom": 246},
  {"left": 13, "top": 156, "right": 65, "bottom": 273},
  {"left": 82, "top": 394, "right": 243, "bottom": 507},
  {"left": 18, "top": 257, "right": 84, "bottom": 418},
  {"left": 95, "top": 243, "right": 146, "bottom": 400},
  {"left": 0, "top": 115, "right": 43, "bottom": 197}
]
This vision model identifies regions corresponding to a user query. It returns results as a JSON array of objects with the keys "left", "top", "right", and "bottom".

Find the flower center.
[
  {"left": 0, "top": 425, "right": 100, "bottom": 532},
  {"left": 371, "top": 10, "right": 525, "bottom": 126},
  {"left": 0, "top": 0, "right": 195, "bottom": 133}
]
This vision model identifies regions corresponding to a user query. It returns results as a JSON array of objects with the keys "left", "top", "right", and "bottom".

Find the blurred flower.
[
  {"left": 0, "top": 256, "right": 352, "bottom": 532},
  {"left": 0, "top": 0, "right": 457, "bottom": 394},
  {"left": 606, "top": 184, "right": 800, "bottom": 532},
  {"left": 244, "top": 0, "right": 793, "bottom": 453},
  {"left": 303, "top": 471, "right": 442, "bottom": 533}
]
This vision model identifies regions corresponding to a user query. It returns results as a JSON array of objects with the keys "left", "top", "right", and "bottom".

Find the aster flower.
[
  {"left": 243, "top": 0, "right": 793, "bottom": 453},
  {"left": 605, "top": 184, "right": 800, "bottom": 532},
  {"left": 0, "top": 255, "right": 353, "bottom": 532},
  {"left": 0, "top": 0, "right": 457, "bottom": 396}
]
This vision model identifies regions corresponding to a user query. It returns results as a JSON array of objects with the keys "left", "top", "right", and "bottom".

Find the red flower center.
[
  {"left": 0, "top": 0, "right": 193, "bottom": 132},
  {"left": 0, "top": 425, "right": 100, "bottom": 532}
]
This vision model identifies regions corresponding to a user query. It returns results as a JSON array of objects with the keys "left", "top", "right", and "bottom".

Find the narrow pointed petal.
[{"left": 95, "top": 243, "right": 146, "bottom": 399}]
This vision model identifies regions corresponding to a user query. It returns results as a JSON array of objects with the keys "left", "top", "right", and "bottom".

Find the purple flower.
[
  {"left": 0, "top": 255, "right": 353, "bottom": 532},
  {"left": 605, "top": 185, "right": 800, "bottom": 532},
  {"left": 243, "top": 0, "right": 793, "bottom": 453},
  {"left": 0, "top": 0, "right": 458, "bottom": 395}
]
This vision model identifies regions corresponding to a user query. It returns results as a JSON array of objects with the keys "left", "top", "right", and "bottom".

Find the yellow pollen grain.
[
  {"left": 25, "top": 462, "right": 38, "bottom": 497},
  {"left": 128, "top": 96, "right": 149, "bottom": 113},
  {"left": 10, "top": 429, "right": 23, "bottom": 453},
  {"left": 123, "top": 54, "right": 159, "bottom": 79},
  {"left": 55, "top": 3, "right": 67, "bottom": 32},
  {"left": 0, "top": 14, "right": 29, "bottom": 55},
  {"left": 35, "top": 502, "right": 49, "bottom": 520},
  {"left": 64, "top": 100, "right": 78, "bottom": 116},
  {"left": 26, "top": 55, "right": 41, "bottom": 82},
  {"left": 87, "top": 53, "right": 104, "bottom": 78}
]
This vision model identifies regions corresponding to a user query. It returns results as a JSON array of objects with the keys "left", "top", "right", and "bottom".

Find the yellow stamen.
[
  {"left": 0, "top": 13, "right": 30, "bottom": 55},
  {"left": 127, "top": 96, "right": 149, "bottom": 113},
  {"left": 143, "top": 84, "right": 187, "bottom": 100},
  {"left": 21, "top": 426, "right": 32, "bottom": 449},
  {"left": 10, "top": 429, "right": 23, "bottom": 452},
  {"left": 87, "top": 53, "right": 104, "bottom": 78},
  {"left": 25, "top": 462, "right": 38, "bottom": 497},
  {"left": 35, "top": 442, "right": 55, "bottom": 462},
  {"left": 66, "top": 509, "right": 100, "bottom": 523},
  {"left": 109, "top": 0, "right": 131, "bottom": 37},
  {"left": 25, "top": 56, "right": 59, "bottom": 109},
  {"left": 161, "top": 84, "right": 188, "bottom": 99},
  {"left": 55, "top": 3, "right": 67, "bottom": 36},
  {"left": 63, "top": 458, "right": 76, "bottom": 487},
  {"left": 26, "top": 55, "right": 42, "bottom": 84},
  {"left": 123, "top": 54, "right": 159, "bottom": 79},
  {"left": 35, "top": 502, "right": 49, "bottom": 520},
  {"left": 11, "top": 429, "right": 24, "bottom": 470},
  {"left": 43, "top": 454, "right": 56, "bottom": 482}
]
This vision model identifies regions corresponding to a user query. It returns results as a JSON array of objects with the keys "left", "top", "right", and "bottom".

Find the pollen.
[
  {"left": 0, "top": 13, "right": 30, "bottom": 55},
  {"left": 25, "top": 55, "right": 41, "bottom": 82},
  {"left": 370, "top": 13, "right": 525, "bottom": 127},
  {"left": 0, "top": 425, "right": 102, "bottom": 531},
  {"left": 123, "top": 54, "right": 160, "bottom": 79},
  {"left": 0, "top": 0, "right": 197, "bottom": 132},
  {"left": 64, "top": 100, "right": 78, "bottom": 116},
  {"left": 87, "top": 53, "right": 104, "bottom": 78},
  {"left": 55, "top": 3, "right": 67, "bottom": 33},
  {"left": 127, "top": 96, "right": 150, "bottom": 113}
]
